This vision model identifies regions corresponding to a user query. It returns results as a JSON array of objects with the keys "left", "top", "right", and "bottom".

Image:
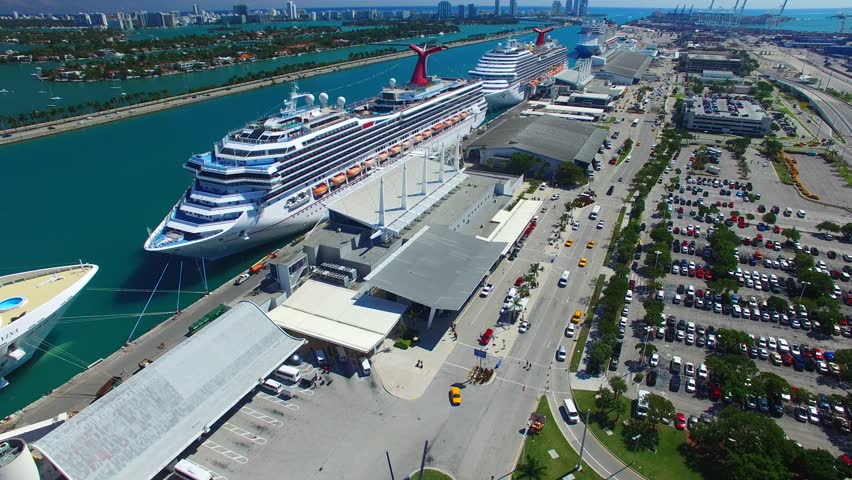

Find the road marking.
[
  {"left": 221, "top": 422, "right": 268, "bottom": 445},
  {"left": 257, "top": 392, "right": 300, "bottom": 411},
  {"left": 238, "top": 407, "right": 284, "bottom": 427},
  {"left": 202, "top": 440, "right": 248, "bottom": 464},
  {"left": 193, "top": 463, "right": 229, "bottom": 480}
]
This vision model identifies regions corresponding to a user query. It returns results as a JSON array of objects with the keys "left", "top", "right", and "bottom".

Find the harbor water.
[{"left": 0, "top": 25, "right": 580, "bottom": 418}]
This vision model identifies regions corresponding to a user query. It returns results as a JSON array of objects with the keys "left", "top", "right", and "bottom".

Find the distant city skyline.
[{"left": 0, "top": 0, "right": 842, "bottom": 15}]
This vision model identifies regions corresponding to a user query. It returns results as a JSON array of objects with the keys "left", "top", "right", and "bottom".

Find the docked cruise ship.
[
  {"left": 144, "top": 45, "right": 487, "bottom": 259},
  {"left": 0, "top": 263, "right": 98, "bottom": 389},
  {"left": 576, "top": 19, "right": 619, "bottom": 57},
  {"left": 468, "top": 27, "right": 567, "bottom": 109}
]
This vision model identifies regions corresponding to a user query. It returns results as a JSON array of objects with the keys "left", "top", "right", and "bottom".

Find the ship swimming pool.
[{"left": 0, "top": 296, "right": 25, "bottom": 312}]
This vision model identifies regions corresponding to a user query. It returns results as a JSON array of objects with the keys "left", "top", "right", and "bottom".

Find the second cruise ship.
[
  {"left": 144, "top": 45, "right": 487, "bottom": 260},
  {"left": 468, "top": 27, "right": 567, "bottom": 109}
]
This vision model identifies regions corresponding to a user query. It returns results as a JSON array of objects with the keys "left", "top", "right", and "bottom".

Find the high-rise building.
[
  {"left": 233, "top": 4, "right": 249, "bottom": 16},
  {"left": 494, "top": 0, "right": 500, "bottom": 15},
  {"left": 310, "top": 12, "right": 316, "bottom": 20},
  {"left": 576, "top": 0, "right": 588, "bottom": 16},
  {"left": 551, "top": 0, "right": 562, "bottom": 16},
  {"left": 193, "top": 4, "right": 200, "bottom": 15},
  {"left": 73, "top": 13, "right": 92, "bottom": 26},
  {"left": 12, "top": 11, "right": 18, "bottom": 19},
  {"left": 468, "top": 3, "right": 476, "bottom": 17},
  {"left": 565, "top": 0, "right": 573, "bottom": 16},
  {"left": 437, "top": 0, "right": 452, "bottom": 18},
  {"left": 163, "top": 12, "right": 177, "bottom": 27},
  {"left": 457, "top": 5, "right": 466, "bottom": 18},
  {"left": 509, "top": 0, "right": 517, "bottom": 17},
  {"left": 91, "top": 12, "right": 108, "bottom": 27},
  {"left": 287, "top": 1, "right": 297, "bottom": 20}
]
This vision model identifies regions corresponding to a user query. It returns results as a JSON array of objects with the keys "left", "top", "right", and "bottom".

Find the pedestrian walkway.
[{"left": 372, "top": 316, "right": 458, "bottom": 400}]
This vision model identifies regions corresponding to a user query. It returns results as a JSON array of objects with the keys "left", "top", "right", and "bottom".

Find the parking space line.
[
  {"left": 238, "top": 407, "right": 284, "bottom": 427},
  {"left": 222, "top": 422, "right": 268, "bottom": 445},
  {"left": 202, "top": 440, "right": 249, "bottom": 464},
  {"left": 257, "top": 392, "right": 300, "bottom": 411}
]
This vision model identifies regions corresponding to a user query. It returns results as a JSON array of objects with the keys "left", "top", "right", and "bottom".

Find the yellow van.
[{"left": 571, "top": 310, "right": 582, "bottom": 324}]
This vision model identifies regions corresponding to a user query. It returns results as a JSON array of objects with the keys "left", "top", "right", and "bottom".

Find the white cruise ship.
[
  {"left": 144, "top": 45, "right": 487, "bottom": 259},
  {"left": 468, "top": 27, "right": 567, "bottom": 109},
  {"left": 0, "top": 263, "right": 98, "bottom": 389},
  {"left": 576, "top": 19, "right": 619, "bottom": 57}
]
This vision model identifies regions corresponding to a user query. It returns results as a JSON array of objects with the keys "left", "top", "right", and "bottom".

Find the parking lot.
[{"left": 625, "top": 138, "right": 852, "bottom": 455}]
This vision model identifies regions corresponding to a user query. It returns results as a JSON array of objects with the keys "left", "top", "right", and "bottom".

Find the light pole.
[
  {"left": 630, "top": 434, "right": 642, "bottom": 466},
  {"left": 576, "top": 409, "right": 591, "bottom": 472},
  {"left": 799, "top": 281, "right": 811, "bottom": 301},
  {"left": 654, "top": 250, "right": 661, "bottom": 270}
]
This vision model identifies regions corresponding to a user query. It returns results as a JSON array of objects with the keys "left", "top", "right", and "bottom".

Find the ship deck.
[{"left": 0, "top": 266, "right": 93, "bottom": 328}]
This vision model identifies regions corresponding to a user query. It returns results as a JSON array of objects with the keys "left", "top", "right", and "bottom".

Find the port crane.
[{"left": 829, "top": 12, "right": 847, "bottom": 33}]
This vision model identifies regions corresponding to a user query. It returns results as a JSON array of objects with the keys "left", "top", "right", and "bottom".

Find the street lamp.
[
  {"left": 654, "top": 250, "right": 662, "bottom": 270},
  {"left": 630, "top": 434, "right": 642, "bottom": 466},
  {"left": 799, "top": 281, "right": 811, "bottom": 301}
]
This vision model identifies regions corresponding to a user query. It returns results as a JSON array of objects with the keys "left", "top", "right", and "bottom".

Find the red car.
[
  {"left": 728, "top": 201, "right": 734, "bottom": 208},
  {"left": 704, "top": 270, "right": 713, "bottom": 280},
  {"left": 674, "top": 226, "right": 681, "bottom": 234},
  {"left": 629, "top": 279, "right": 636, "bottom": 290},
  {"left": 709, "top": 384, "right": 721, "bottom": 401},
  {"left": 675, "top": 412, "right": 686, "bottom": 430},
  {"left": 696, "top": 268, "right": 705, "bottom": 279},
  {"left": 756, "top": 234, "right": 763, "bottom": 242},
  {"left": 696, "top": 289, "right": 705, "bottom": 298},
  {"left": 480, "top": 328, "right": 494, "bottom": 345},
  {"left": 515, "top": 277, "right": 524, "bottom": 287},
  {"left": 742, "top": 237, "right": 751, "bottom": 246},
  {"left": 781, "top": 353, "right": 794, "bottom": 366},
  {"left": 773, "top": 225, "right": 781, "bottom": 234},
  {"left": 814, "top": 348, "right": 824, "bottom": 360},
  {"left": 609, "top": 157, "right": 617, "bottom": 165},
  {"left": 766, "top": 241, "right": 774, "bottom": 249}
]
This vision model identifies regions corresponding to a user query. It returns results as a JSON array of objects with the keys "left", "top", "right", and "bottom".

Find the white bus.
[
  {"left": 174, "top": 459, "right": 213, "bottom": 480},
  {"left": 631, "top": 118, "right": 639, "bottom": 127},
  {"left": 589, "top": 205, "right": 601, "bottom": 220}
]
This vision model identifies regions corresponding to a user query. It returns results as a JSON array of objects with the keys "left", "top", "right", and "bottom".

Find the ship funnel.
[
  {"left": 336, "top": 96, "right": 346, "bottom": 108},
  {"left": 533, "top": 27, "right": 553, "bottom": 46},
  {"left": 408, "top": 44, "right": 448, "bottom": 87},
  {"left": 389, "top": 78, "right": 397, "bottom": 88},
  {"left": 305, "top": 93, "right": 315, "bottom": 106},
  {"left": 319, "top": 92, "right": 329, "bottom": 106}
]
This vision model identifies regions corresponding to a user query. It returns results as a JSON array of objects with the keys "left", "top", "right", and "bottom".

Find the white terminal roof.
[
  {"left": 478, "top": 199, "right": 542, "bottom": 255},
  {"left": 33, "top": 302, "right": 305, "bottom": 480},
  {"left": 267, "top": 280, "right": 408, "bottom": 353}
]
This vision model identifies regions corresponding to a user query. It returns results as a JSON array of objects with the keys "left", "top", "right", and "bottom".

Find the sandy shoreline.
[{"left": 0, "top": 26, "right": 558, "bottom": 146}]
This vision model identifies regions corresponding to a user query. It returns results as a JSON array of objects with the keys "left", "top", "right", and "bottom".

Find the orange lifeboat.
[
  {"left": 445, "top": 118, "right": 455, "bottom": 126},
  {"left": 460, "top": 111, "right": 469, "bottom": 118},
  {"left": 390, "top": 145, "right": 402, "bottom": 155},
  {"left": 363, "top": 158, "right": 376, "bottom": 169},
  {"left": 347, "top": 165, "right": 362, "bottom": 178},
  {"left": 378, "top": 151, "right": 389, "bottom": 162},
  {"left": 414, "top": 134, "right": 424, "bottom": 143},
  {"left": 331, "top": 173, "right": 346, "bottom": 186},
  {"left": 402, "top": 140, "right": 412, "bottom": 149},
  {"left": 451, "top": 115, "right": 460, "bottom": 123},
  {"left": 433, "top": 122, "right": 444, "bottom": 131},
  {"left": 313, "top": 183, "right": 329, "bottom": 198},
  {"left": 423, "top": 129, "right": 433, "bottom": 138}
]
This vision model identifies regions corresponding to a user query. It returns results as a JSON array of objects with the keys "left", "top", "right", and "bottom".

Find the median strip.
[{"left": 570, "top": 274, "right": 606, "bottom": 373}]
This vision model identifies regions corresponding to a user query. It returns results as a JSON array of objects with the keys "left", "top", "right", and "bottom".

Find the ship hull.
[
  {"left": 149, "top": 109, "right": 487, "bottom": 260},
  {"left": 576, "top": 43, "right": 601, "bottom": 57},
  {"left": 0, "top": 265, "right": 98, "bottom": 388},
  {"left": 484, "top": 83, "right": 526, "bottom": 109}
]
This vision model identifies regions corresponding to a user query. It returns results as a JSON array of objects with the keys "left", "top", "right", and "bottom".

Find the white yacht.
[
  {"left": 0, "top": 263, "right": 98, "bottom": 389},
  {"left": 144, "top": 45, "right": 487, "bottom": 259},
  {"left": 468, "top": 27, "right": 567, "bottom": 109}
]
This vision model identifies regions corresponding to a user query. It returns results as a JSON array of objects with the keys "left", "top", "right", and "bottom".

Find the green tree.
[
  {"left": 554, "top": 161, "right": 588, "bottom": 187},
  {"left": 688, "top": 407, "right": 797, "bottom": 480},
  {"left": 588, "top": 342, "right": 612, "bottom": 374},
  {"left": 762, "top": 212, "right": 776, "bottom": 224},
  {"left": 645, "top": 393, "right": 675, "bottom": 426},
  {"left": 791, "top": 387, "right": 814, "bottom": 405},
  {"left": 781, "top": 227, "right": 800, "bottom": 243},
  {"left": 842, "top": 222, "right": 852, "bottom": 241},
  {"left": 596, "top": 385, "right": 616, "bottom": 411},
  {"left": 635, "top": 342, "right": 658, "bottom": 359},
  {"left": 507, "top": 152, "right": 541, "bottom": 176},
  {"left": 762, "top": 138, "right": 783, "bottom": 160},
  {"left": 766, "top": 296, "right": 789, "bottom": 313},
  {"left": 514, "top": 454, "right": 547, "bottom": 480},
  {"left": 705, "top": 352, "right": 758, "bottom": 405},
  {"left": 815, "top": 221, "right": 841, "bottom": 233},
  {"left": 790, "top": 448, "right": 844, "bottom": 480},
  {"left": 642, "top": 299, "right": 664, "bottom": 325},
  {"left": 623, "top": 418, "right": 659, "bottom": 450},
  {"left": 753, "top": 372, "right": 790, "bottom": 398},
  {"left": 609, "top": 376, "right": 628, "bottom": 420}
]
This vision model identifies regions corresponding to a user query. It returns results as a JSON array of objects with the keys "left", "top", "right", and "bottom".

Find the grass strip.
[
  {"left": 617, "top": 145, "right": 633, "bottom": 165},
  {"left": 603, "top": 207, "right": 627, "bottom": 266},
  {"left": 572, "top": 390, "right": 702, "bottom": 480},
  {"left": 770, "top": 160, "right": 794, "bottom": 185},
  {"left": 513, "top": 396, "right": 604, "bottom": 480},
  {"left": 570, "top": 274, "right": 606, "bottom": 373}
]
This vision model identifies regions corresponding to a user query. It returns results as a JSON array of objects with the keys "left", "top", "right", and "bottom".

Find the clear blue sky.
[{"left": 2, "top": 0, "right": 841, "bottom": 14}]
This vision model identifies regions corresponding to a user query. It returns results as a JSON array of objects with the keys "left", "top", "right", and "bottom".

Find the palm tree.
[
  {"left": 528, "top": 262, "right": 543, "bottom": 278},
  {"left": 609, "top": 376, "right": 628, "bottom": 421},
  {"left": 515, "top": 454, "right": 546, "bottom": 480}
]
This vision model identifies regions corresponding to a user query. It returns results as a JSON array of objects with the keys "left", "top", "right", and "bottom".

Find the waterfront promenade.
[{"left": 0, "top": 26, "right": 553, "bottom": 146}]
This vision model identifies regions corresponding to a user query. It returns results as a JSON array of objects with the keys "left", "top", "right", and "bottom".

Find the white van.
[
  {"left": 671, "top": 356, "right": 682, "bottom": 373},
  {"left": 335, "top": 346, "right": 348, "bottom": 364},
  {"left": 559, "top": 271, "right": 571, "bottom": 287},
  {"left": 359, "top": 357, "right": 372, "bottom": 376},
  {"left": 261, "top": 378, "right": 285, "bottom": 395},
  {"left": 796, "top": 209, "right": 806, "bottom": 218},
  {"left": 507, "top": 287, "right": 518, "bottom": 300},
  {"left": 275, "top": 365, "right": 302, "bottom": 383},
  {"left": 563, "top": 398, "right": 580, "bottom": 424},
  {"left": 174, "top": 459, "right": 213, "bottom": 480}
]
